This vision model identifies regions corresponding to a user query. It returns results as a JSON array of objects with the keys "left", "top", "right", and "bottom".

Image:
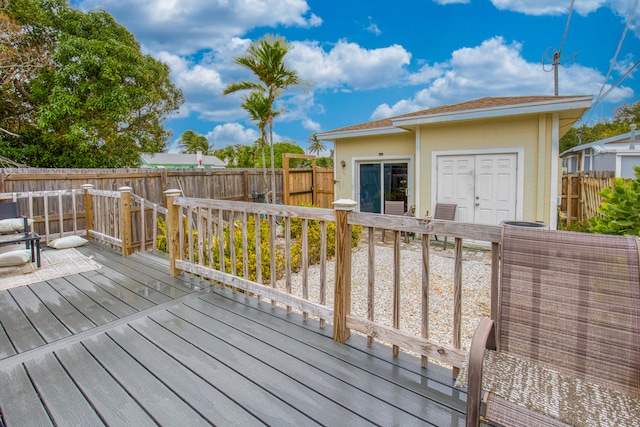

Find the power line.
[
  {"left": 593, "top": 59, "right": 640, "bottom": 108},
  {"left": 594, "top": 0, "right": 638, "bottom": 104},
  {"left": 587, "top": 0, "right": 638, "bottom": 123}
]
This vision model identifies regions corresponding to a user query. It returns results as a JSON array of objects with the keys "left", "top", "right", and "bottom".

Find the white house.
[
  {"left": 319, "top": 96, "right": 592, "bottom": 229},
  {"left": 560, "top": 126, "right": 640, "bottom": 179}
]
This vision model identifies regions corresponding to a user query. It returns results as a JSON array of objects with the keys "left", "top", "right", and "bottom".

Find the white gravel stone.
[{"left": 276, "top": 239, "right": 492, "bottom": 364}]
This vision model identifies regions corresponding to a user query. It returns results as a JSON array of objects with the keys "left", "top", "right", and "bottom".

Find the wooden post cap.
[
  {"left": 332, "top": 199, "right": 357, "bottom": 211},
  {"left": 81, "top": 184, "right": 94, "bottom": 190},
  {"left": 119, "top": 186, "right": 133, "bottom": 192},
  {"left": 164, "top": 189, "right": 182, "bottom": 197}
]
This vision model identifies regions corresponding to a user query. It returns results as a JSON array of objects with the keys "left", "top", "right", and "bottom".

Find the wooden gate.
[
  {"left": 282, "top": 154, "right": 335, "bottom": 208},
  {"left": 560, "top": 172, "right": 614, "bottom": 225}
]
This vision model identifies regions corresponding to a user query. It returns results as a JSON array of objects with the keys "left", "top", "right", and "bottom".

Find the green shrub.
[
  {"left": 589, "top": 166, "right": 640, "bottom": 236},
  {"left": 289, "top": 203, "right": 362, "bottom": 272},
  {"left": 156, "top": 205, "right": 362, "bottom": 280},
  {"left": 563, "top": 220, "right": 592, "bottom": 233}
]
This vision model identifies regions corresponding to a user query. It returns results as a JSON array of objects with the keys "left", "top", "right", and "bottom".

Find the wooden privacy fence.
[
  {"left": 560, "top": 172, "right": 614, "bottom": 226},
  {"left": 282, "top": 153, "right": 334, "bottom": 208},
  {"left": 163, "top": 192, "right": 503, "bottom": 373},
  {"left": 0, "top": 166, "right": 335, "bottom": 209}
]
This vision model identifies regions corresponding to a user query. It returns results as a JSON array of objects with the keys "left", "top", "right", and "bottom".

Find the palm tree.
[
  {"left": 178, "top": 130, "right": 210, "bottom": 154},
  {"left": 240, "top": 91, "right": 276, "bottom": 195},
  {"left": 223, "top": 34, "right": 303, "bottom": 203},
  {"left": 307, "top": 132, "right": 326, "bottom": 156}
]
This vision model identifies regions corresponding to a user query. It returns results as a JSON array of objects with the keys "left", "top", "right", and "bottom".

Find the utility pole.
[
  {"left": 553, "top": 52, "right": 560, "bottom": 96},
  {"left": 543, "top": 0, "right": 577, "bottom": 96}
]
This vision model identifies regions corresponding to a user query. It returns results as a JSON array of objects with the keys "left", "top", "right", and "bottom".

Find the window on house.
[{"left": 582, "top": 148, "right": 592, "bottom": 171}]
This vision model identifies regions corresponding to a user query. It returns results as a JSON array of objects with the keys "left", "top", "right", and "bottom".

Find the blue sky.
[{"left": 73, "top": 0, "right": 639, "bottom": 154}]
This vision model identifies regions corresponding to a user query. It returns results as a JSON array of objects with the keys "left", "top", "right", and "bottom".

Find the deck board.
[
  {"left": 106, "top": 326, "right": 266, "bottom": 427},
  {"left": 55, "top": 343, "right": 159, "bottom": 426},
  {"left": 25, "top": 353, "right": 105, "bottom": 426},
  {"left": 9, "top": 285, "right": 73, "bottom": 343},
  {"left": 146, "top": 309, "right": 379, "bottom": 426},
  {"left": 47, "top": 277, "right": 118, "bottom": 325},
  {"left": 61, "top": 273, "right": 139, "bottom": 319},
  {"left": 0, "top": 290, "right": 46, "bottom": 353},
  {"left": 0, "top": 364, "right": 52, "bottom": 426},
  {"left": 0, "top": 242, "right": 469, "bottom": 426},
  {"left": 185, "top": 291, "right": 466, "bottom": 425},
  {"left": 0, "top": 323, "right": 15, "bottom": 359},
  {"left": 81, "top": 335, "right": 211, "bottom": 426},
  {"left": 28, "top": 282, "right": 97, "bottom": 334}
]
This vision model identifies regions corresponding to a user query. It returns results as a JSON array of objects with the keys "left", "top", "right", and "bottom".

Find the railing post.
[
  {"left": 165, "top": 189, "right": 182, "bottom": 276},
  {"left": 119, "top": 186, "right": 133, "bottom": 256},
  {"left": 332, "top": 199, "right": 357, "bottom": 343},
  {"left": 81, "top": 184, "right": 94, "bottom": 240}
]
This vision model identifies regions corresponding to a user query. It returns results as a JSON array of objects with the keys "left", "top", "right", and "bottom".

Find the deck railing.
[
  {"left": 0, "top": 189, "right": 85, "bottom": 243},
  {"left": 83, "top": 185, "right": 167, "bottom": 255},
  {"left": 164, "top": 190, "right": 503, "bottom": 372},
  {"left": 0, "top": 185, "right": 501, "bottom": 371}
]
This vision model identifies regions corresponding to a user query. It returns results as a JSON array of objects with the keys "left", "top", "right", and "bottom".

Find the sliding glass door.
[{"left": 358, "top": 161, "right": 408, "bottom": 214}]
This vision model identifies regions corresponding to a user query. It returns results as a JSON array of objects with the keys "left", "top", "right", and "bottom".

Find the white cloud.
[
  {"left": 433, "top": 0, "right": 471, "bottom": 4},
  {"left": 205, "top": 123, "right": 290, "bottom": 147},
  {"left": 366, "top": 17, "right": 382, "bottom": 35},
  {"left": 490, "top": 0, "right": 607, "bottom": 16},
  {"left": 205, "top": 123, "right": 260, "bottom": 147},
  {"left": 488, "top": 1, "right": 640, "bottom": 38},
  {"left": 302, "top": 119, "right": 321, "bottom": 132},
  {"left": 76, "top": 0, "right": 321, "bottom": 54},
  {"left": 613, "top": 53, "right": 638, "bottom": 75},
  {"left": 288, "top": 40, "right": 411, "bottom": 90},
  {"left": 370, "top": 36, "right": 632, "bottom": 119}
]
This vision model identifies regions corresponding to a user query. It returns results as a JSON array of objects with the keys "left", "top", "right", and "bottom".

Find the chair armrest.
[{"left": 466, "top": 318, "right": 496, "bottom": 427}]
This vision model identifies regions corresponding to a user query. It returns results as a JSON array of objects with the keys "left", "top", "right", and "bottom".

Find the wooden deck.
[{"left": 0, "top": 243, "right": 468, "bottom": 426}]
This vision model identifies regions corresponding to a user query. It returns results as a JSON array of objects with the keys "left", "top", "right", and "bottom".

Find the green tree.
[
  {"left": 0, "top": 0, "right": 183, "bottom": 167},
  {"left": 589, "top": 166, "right": 640, "bottom": 236},
  {"left": 258, "top": 141, "right": 304, "bottom": 169},
  {"left": 214, "top": 143, "right": 259, "bottom": 168},
  {"left": 307, "top": 132, "right": 326, "bottom": 156},
  {"left": 560, "top": 100, "right": 640, "bottom": 153},
  {"left": 178, "top": 130, "right": 211, "bottom": 154},
  {"left": 224, "top": 34, "right": 303, "bottom": 202},
  {"left": 240, "top": 91, "right": 275, "bottom": 193}
]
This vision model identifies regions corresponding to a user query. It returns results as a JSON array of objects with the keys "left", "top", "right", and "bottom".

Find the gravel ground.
[{"left": 276, "top": 236, "right": 492, "bottom": 363}]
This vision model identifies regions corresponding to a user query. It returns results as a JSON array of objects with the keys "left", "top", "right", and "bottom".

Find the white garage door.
[{"left": 437, "top": 154, "right": 517, "bottom": 225}]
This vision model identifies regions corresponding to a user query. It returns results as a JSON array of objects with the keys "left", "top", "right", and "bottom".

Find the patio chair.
[
  {"left": 0, "top": 202, "right": 28, "bottom": 233},
  {"left": 460, "top": 225, "right": 640, "bottom": 427},
  {"left": 0, "top": 201, "right": 41, "bottom": 267},
  {"left": 432, "top": 203, "right": 456, "bottom": 249},
  {"left": 382, "top": 200, "right": 406, "bottom": 242}
]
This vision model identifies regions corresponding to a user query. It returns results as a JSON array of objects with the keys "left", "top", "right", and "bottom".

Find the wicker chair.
[
  {"left": 461, "top": 225, "right": 640, "bottom": 427},
  {"left": 382, "top": 200, "right": 406, "bottom": 242},
  {"left": 433, "top": 203, "right": 456, "bottom": 249}
]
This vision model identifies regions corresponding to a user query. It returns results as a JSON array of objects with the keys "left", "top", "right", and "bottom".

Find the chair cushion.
[
  {"left": 457, "top": 350, "right": 640, "bottom": 427},
  {"left": 48, "top": 236, "right": 88, "bottom": 249},
  {"left": 0, "top": 218, "right": 33, "bottom": 233},
  {"left": 0, "top": 244, "right": 24, "bottom": 254},
  {"left": 0, "top": 250, "right": 31, "bottom": 267}
]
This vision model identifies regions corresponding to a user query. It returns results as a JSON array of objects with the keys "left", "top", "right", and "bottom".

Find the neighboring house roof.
[
  {"left": 318, "top": 95, "right": 592, "bottom": 139},
  {"left": 560, "top": 131, "right": 640, "bottom": 156},
  {"left": 140, "top": 152, "right": 226, "bottom": 168}
]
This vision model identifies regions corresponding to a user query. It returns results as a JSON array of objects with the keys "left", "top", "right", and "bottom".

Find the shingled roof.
[{"left": 321, "top": 96, "right": 589, "bottom": 136}]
